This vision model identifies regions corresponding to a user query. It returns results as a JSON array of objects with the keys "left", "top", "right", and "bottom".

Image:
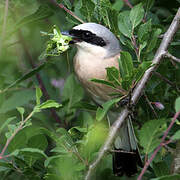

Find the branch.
[
  {"left": 165, "top": 52, "right": 180, "bottom": 63},
  {"left": 46, "top": 0, "right": 84, "bottom": 24},
  {"left": 137, "top": 111, "right": 180, "bottom": 180},
  {"left": 143, "top": 93, "right": 158, "bottom": 119},
  {"left": 0, "top": 110, "right": 35, "bottom": 157},
  {"left": 153, "top": 71, "right": 176, "bottom": 87},
  {"left": 85, "top": 8, "right": 180, "bottom": 180},
  {"left": 122, "top": 0, "right": 133, "bottom": 9},
  {"left": 58, "top": 3, "right": 85, "bottom": 24}
]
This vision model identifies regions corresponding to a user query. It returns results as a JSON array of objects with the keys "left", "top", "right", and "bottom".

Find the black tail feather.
[{"left": 113, "top": 148, "right": 143, "bottom": 177}]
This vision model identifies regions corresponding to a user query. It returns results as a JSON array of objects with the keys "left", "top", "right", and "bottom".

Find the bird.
[{"left": 62, "top": 22, "right": 143, "bottom": 177}]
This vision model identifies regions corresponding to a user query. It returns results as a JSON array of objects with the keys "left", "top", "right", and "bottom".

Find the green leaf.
[
  {"left": 27, "top": 134, "right": 48, "bottom": 151},
  {"left": 35, "top": 87, "right": 42, "bottom": 105},
  {"left": 175, "top": 97, "right": 180, "bottom": 112},
  {"left": 151, "top": 174, "right": 180, "bottom": 180},
  {"left": 38, "top": 100, "right": 62, "bottom": 109},
  {"left": 16, "top": 107, "right": 25, "bottom": 117},
  {"left": 172, "top": 130, "right": 180, "bottom": 140},
  {"left": 56, "top": 128, "right": 78, "bottom": 154},
  {"left": 9, "top": 5, "right": 54, "bottom": 36},
  {"left": 106, "top": 67, "right": 121, "bottom": 86},
  {"left": 69, "top": 126, "right": 87, "bottom": 134},
  {"left": 0, "top": 162, "right": 12, "bottom": 172},
  {"left": 138, "top": 20, "right": 152, "bottom": 43},
  {"left": 153, "top": 161, "right": 170, "bottom": 177},
  {"left": 134, "top": 61, "right": 152, "bottom": 82},
  {"left": 0, "top": 90, "right": 36, "bottom": 114},
  {"left": 72, "top": 101, "right": 97, "bottom": 111},
  {"left": 146, "top": 28, "right": 162, "bottom": 52},
  {"left": 44, "top": 155, "right": 62, "bottom": 167},
  {"left": 80, "top": 0, "right": 95, "bottom": 22},
  {"left": 139, "top": 41, "right": 147, "bottom": 56},
  {"left": 45, "top": 25, "right": 72, "bottom": 57},
  {"left": 119, "top": 51, "right": 134, "bottom": 79},
  {"left": 112, "top": 0, "right": 124, "bottom": 11},
  {"left": 23, "top": 148, "right": 47, "bottom": 167},
  {"left": 63, "top": 0, "right": 72, "bottom": 9},
  {"left": 0, "top": 117, "right": 16, "bottom": 134},
  {"left": 84, "top": 123, "right": 108, "bottom": 158},
  {"left": 62, "top": 74, "right": 84, "bottom": 121},
  {"left": 118, "top": 11, "right": 132, "bottom": 38},
  {"left": 96, "top": 0, "right": 112, "bottom": 29},
  {"left": 1, "top": 63, "right": 45, "bottom": 93},
  {"left": 143, "top": 0, "right": 155, "bottom": 12},
  {"left": 130, "top": 3, "right": 144, "bottom": 29},
  {"left": 11, "top": 148, "right": 47, "bottom": 158},
  {"left": 8, "top": 131, "right": 27, "bottom": 153},
  {"left": 91, "top": 79, "right": 115, "bottom": 88},
  {"left": 96, "top": 97, "right": 121, "bottom": 121},
  {"left": 139, "top": 119, "right": 166, "bottom": 154}
]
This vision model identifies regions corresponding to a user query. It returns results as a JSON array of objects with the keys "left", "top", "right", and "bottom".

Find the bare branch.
[
  {"left": 85, "top": 8, "right": 180, "bottom": 180},
  {"left": 153, "top": 71, "right": 176, "bottom": 87},
  {"left": 122, "top": 0, "right": 133, "bottom": 9},
  {"left": 0, "top": 111, "right": 35, "bottom": 157},
  {"left": 58, "top": 3, "right": 85, "bottom": 24},
  {"left": 46, "top": 0, "right": 84, "bottom": 24},
  {"left": 165, "top": 52, "right": 180, "bottom": 63},
  {"left": 143, "top": 93, "right": 158, "bottom": 119},
  {"left": 138, "top": 111, "right": 180, "bottom": 180}
]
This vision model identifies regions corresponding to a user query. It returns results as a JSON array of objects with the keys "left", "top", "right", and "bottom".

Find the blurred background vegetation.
[{"left": 0, "top": 0, "right": 180, "bottom": 180}]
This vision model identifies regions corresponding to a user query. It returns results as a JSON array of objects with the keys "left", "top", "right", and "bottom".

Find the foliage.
[{"left": 0, "top": 0, "right": 180, "bottom": 180}]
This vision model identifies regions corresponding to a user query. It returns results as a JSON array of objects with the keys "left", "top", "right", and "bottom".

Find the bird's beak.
[
  {"left": 61, "top": 31, "right": 71, "bottom": 37},
  {"left": 61, "top": 31, "right": 81, "bottom": 44}
]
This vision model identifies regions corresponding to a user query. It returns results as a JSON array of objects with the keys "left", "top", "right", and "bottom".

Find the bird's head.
[{"left": 62, "top": 23, "right": 121, "bottom": 58}]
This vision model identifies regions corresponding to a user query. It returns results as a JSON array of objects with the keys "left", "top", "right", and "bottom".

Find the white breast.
[{"left": 74, "top": 49, "right": 120, "bottom": 101}]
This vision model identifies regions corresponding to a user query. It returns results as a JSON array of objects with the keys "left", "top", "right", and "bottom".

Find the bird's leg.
[{"left": 117, "top": 89, "right": 133, "bottom": 110}]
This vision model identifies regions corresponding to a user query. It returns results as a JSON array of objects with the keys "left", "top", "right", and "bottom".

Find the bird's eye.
[{"left": 84, "top": 31, "right": 91, "bottom": 37}]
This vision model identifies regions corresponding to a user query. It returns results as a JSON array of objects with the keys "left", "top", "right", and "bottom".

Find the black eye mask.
[{"left": 69, "top": 29, "right": 106, "bottom": 47}]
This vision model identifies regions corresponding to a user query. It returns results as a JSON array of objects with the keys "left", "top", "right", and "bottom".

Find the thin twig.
[
  {"left": 153, "top": 71, "right": 180, "bottom": 92},
  {"left": 85, "top": 8, "right": 180, "bottom": 180},
  {"left": 143, "top": 93, "right": 158, "bottom": 119},
  {"left": 0, "top": 111, "right": 34, "bottom": 157},
  {"left": 58, "top": 3, "right": 85, "bottom": 24},
  {"left": 165, "top": 52, "right": 180, "bottom": 63},
  {"left": 153, "top": 71, "right": 176, "bottom": 87},
  {"left": 137, "top": 111, "right": 180, "bottom": 180},
  {"left": 122, "top": 0, "right": 133, "bottom": 9},
  {"left": 46, "top": 0, "right": 84, "bottom": 24}
]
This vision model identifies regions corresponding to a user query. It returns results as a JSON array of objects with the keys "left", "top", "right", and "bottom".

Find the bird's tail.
[{"left": 108, "top": 112, "right": 143, "bottom": 176}]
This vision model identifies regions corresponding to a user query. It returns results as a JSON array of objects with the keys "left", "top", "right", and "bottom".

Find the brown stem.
[
  {"left": 165, "top": 52, "right": 180, "bottom": 63},
  {"left": 143, "top": 93, "right": 158, "bottom": 119},
  {"left": 58, "top": 3, "right": 85, "bottom": 24},
  {"left": 153, "top": 71, "right": 176, "bottom": 87},
  {"left": 131, "top": 34, "right": 140, "bottom": 61},
  {"left": 137, "top": 111, "right": 180, "bottom": 180},
  {"left": 122, "top": 0, "right": 133, "bottom": 9},
  {"left": 0, "top": 111, "right": 34, "bottom": 156}
]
